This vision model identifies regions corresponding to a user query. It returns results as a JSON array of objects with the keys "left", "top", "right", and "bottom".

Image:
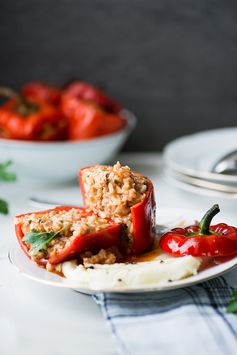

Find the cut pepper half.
[
  {"left": 130, "top": 177, "right": 156, "bottom": 253},
  {"left": 15, "top": 206, "right": 121, "bottom": 265},
  {"left": 79, "top": 164, "right": 156, "bottom": 254}
]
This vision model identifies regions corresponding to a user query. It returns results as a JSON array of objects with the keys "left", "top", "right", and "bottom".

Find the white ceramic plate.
[
  {"left": 163, "top": 169, "right": 237, "bottom": 200},
  {"left": 164, "top": 127, "right": 237, "bottom": 185},
  {"left": 9, "top": 208, "right": 237, "bottom": 294}
]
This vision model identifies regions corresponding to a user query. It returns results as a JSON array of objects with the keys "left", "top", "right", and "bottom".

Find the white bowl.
[{"left": 0, "top": 110, "right": 136, "bottom": 183}]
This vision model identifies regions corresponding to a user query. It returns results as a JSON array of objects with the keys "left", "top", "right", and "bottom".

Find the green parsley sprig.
[
  {"left": 0, "top": 160, "right": 17, "bottom": 182},
  {"left": 0, "top": 199, "right": 9, "bottom": 215},
  {"left": 22, "top": 229, "right": 62, "bottom": 254},
  {"left": 0, "top": 160, "right": 16, "bottom": 214},
  {"left": 227, "top": 289, "right": 237, "bottom": 313}
]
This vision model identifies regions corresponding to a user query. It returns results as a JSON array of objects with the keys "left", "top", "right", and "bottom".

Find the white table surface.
[{"left": 1, "top": 152, "right": 237, "bottom": 355}]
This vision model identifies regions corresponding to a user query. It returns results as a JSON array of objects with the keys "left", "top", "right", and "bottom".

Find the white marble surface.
[{"left": 1, "top": 152, "right": 237, "bottom": 355}]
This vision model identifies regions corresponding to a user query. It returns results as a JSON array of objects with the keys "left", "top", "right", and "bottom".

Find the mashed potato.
[{"left": 62, "top": 252, "right": 202, "bottom": 289}]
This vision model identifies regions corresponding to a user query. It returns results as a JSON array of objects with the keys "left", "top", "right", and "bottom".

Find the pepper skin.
[
  {"left": 102, "top": 114, "right": 126, "bottom": 136},
  {"left": 15, "top": 206, "right": 122, "bottom": 265},
  {"left": 0, "top": 98, "right": 67, "bottom": 141},
  {"left": 79, "top": 167, "right": 156, "bottom": 254},
  {"left": 130, "top": 176, "right": 156, "bottom": 254},
  {"left": 63, "top": 81, "right": 121, "bottom": 114},
  {"left": 21, "top": 81, "right": 61, "bottom": 106},
  {"left": 61, "top": 97, "right": 125, "bottom": 140},
  {"left": 160, "top": 204, "right": 237, "bottom": 257}
]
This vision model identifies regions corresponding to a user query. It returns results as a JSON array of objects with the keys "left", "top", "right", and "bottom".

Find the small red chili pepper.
[
  {"left": 21, "top": 81, "right": 61, "bottom": 106},
  {"left": 79, "top": 167, "right": 156, "bottom": 254},
  {"left": 63, "top": 81, "right": 121, "bottom": 114},
  {"left": 160, "top": 204, "right": 237, "bottom": 257},
  {"left": 15, "top": 206, "right": 121, "bottom": 265},
  {"left": 0, "top": 87, "right": 67, "bottom": 141}
]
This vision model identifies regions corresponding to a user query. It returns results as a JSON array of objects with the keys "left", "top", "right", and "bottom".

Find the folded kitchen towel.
[{"left": 93, "top": 270, "right": 237, "bottom": 355}]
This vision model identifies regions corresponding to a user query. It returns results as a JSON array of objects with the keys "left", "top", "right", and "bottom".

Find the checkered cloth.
[{"left": 94, "top": 271, "right": 237, "bottom": 355}]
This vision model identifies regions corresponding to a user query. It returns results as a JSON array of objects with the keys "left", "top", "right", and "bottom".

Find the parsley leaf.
[
  {"left": 0, "top": 160, "right": 16, "bottom": 182},
  {"left": 0, "top": 199, "right": 8, "bottom": 214},
  {"left": 22, "top": 229, "right": 61, "bottom": 254},
  {"left": 227, "top": 290, "right": 237, "bottom": 313},
  {"left": 0, "top": 160, "right": 16, "bottom": 215}
]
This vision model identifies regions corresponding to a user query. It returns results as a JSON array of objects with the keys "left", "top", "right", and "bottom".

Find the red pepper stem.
[
  {"left": 199, "top": 204, "right": 220, "bottom": 235},
  {"left": 0, "top": 86, "right": 20, "bottom": 100},
  {"left": 0, "top": 86, "right": 39, "bottom": 116}
]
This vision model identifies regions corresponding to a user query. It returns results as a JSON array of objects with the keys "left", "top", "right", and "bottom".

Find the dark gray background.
[{"left": 1, "top": 0, "right": 237, "bottom": 151}]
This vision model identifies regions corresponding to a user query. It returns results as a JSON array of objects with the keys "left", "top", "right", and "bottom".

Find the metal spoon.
[
  {"left": 28, "top": 197, "right": 75, "bottom": 208},
  {"left": 211, "top": 150, "right": 237, "bottom": 175}
]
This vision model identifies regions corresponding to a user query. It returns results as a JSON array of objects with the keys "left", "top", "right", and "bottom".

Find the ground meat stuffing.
[
  {"left": 45, "top": 247, "right": 121, "bottom": 274},
  {"left": 81, "top": 162, "right": 148, "bottom": 237},
  {"left": 81, "top": 247, "right": 122, "bottom": 265}
]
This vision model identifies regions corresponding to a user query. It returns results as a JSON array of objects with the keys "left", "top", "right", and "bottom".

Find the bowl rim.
[{"left": 0, "top": 109, "right": 136, "bottom": 149}]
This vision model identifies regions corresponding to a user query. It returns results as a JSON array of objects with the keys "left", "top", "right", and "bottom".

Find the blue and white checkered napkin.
[{"left": 94, "top": 270, "right": 237, "bottom": 355}]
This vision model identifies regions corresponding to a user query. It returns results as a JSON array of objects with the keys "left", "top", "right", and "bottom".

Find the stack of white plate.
[{"left": 163, "top": 127, "right": 237, "bottom": 199}]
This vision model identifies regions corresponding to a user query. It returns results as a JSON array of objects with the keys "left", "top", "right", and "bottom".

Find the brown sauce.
[
  {"left": 123, "top": 239, "right": 161, "bottom": 263},
  {"left": 49, "top": 236, "right": 237, "bottom": 277}
]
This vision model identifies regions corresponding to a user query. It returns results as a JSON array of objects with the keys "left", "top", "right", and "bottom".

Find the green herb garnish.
[
  {"left": 0, "top": 160, "right": 16, "bottom": 182},
  {"left": 22, "top": 229, "right": 61, "bottom": 254},
  {"left": 0, "top": 160, "right": 16, "bottom": 215},
  {"left": 227, "top": 289, "right": 237, "bottom": 313},
  {"left": 0, "top": 199, "right": 8, "bottom": 214}
]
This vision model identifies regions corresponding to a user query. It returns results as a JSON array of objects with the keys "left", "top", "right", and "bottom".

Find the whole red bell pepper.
[
  {"left": 21, "top": 81, "right": 61, "bottom": 106},
  {"left": 79, "top": 168, "right": 156, "bottom": 254},
  {"left": 160, "top": 204, "right": 237, "bottom": 257},
  {"left": 61, "top": 97, "right": 126, "bottom": 140},
  {"left": 63, "top": 81, "right": 121, "bottom": 114},
  {"left": 15, "top": 206, "right": 122, "bottom": 265},
  {"left": 0, "top": 87, "right": 67, "bottom": 141}
]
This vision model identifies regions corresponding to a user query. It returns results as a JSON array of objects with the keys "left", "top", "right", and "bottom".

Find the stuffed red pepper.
[
  {"left": 21, "top": 81, "right": 61, "bottom": 106},
  {"left": 62, "top": 81, "right": 121, "bottom": 114},
  {"left": 61, "top": 95, "right": 126, "bottom": 140},
  {"left": 79, "top": 162, "right": 156, "bottom": 254},
  {"left": 0, "top": 86, "right": 67, "bottom": 141},
  {"left": 15, "top": 206, "right": 121, "bottom": 267}
]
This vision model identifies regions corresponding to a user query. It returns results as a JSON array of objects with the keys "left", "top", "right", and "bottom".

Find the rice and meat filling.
[
  {"left": 80, "top": 247, "right": 122, "bottom": 265},
  {"left": 15, "top": 208, "right": 112, "bottom": 262},
  {"left": 81, "top": 162, "right": 148, "bottom": 236},
  {"left": 15, "top": 163, "right": 152, "bottom": 269}
]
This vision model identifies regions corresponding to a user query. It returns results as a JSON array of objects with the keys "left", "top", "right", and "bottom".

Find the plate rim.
[
  {"left": 163, "top": 170, "right": 237, "bottom": 200},
  {"left": 8, "top": 243, "right": 237, "bottom": 294}
]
